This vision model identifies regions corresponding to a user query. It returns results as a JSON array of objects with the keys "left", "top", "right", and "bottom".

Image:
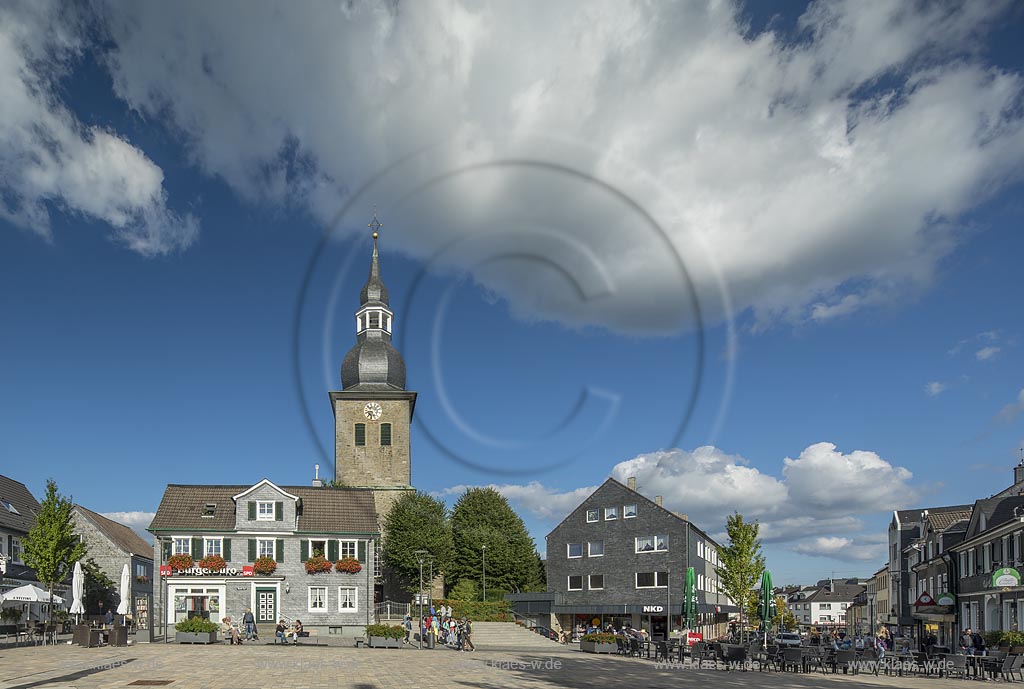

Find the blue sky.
[{"left": 2, "top": 0, "right": 1023, "bottom": 585}]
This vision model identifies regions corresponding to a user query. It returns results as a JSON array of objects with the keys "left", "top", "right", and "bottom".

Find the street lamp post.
[
  {"left": 426, "top": 555, "right": 435, "bottom": 613},
  {"left": 414, "top": 549, "right": 428, "bottom": 649},
  {"left": 482, "top": 545, "right": 487, "bottom": 602}
]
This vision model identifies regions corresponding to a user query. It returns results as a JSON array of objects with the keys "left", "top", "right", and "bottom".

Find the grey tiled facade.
[
  {"left": 149, "top": 480, "right": 378, "bottom": 640},
  {"left": 536, "top": 478, "right": 734, "bottom": 639}
]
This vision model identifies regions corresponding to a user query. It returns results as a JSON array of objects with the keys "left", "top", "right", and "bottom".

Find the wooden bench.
[{"left": 274, "top": 629, "right": 324, "bottom": 646}]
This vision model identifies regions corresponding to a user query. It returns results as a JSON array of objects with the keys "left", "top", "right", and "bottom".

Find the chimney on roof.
[
  {"left": 312, "top": 463, "right": 323, "bottom": 488},
  {"left": 1015, "top": 451, "right": 1024, "bottom": 486},
  {"left": 655, "top": 495, "right": 663, "bottom": 507},
  {"left": 627, "top": 477, "right": 637, "bottom": 492},
  {"left": 674, "top": 512, "right": 689, "bottom": 521}
]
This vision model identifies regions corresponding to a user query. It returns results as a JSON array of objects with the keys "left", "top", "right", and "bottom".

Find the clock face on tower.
[{"left": 363, "top": 402, "right": 383, "bottom": 420}]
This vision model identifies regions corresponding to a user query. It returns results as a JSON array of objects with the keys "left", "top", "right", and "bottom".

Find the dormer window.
[
  {"left": 202, "top": 503, "right": 216, "bottom": 517},
  {"left": 257, "top": 501, "right": 275, "bottom": 521}
]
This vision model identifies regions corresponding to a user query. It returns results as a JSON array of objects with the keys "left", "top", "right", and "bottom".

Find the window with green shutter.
[
  {"left": 276, "top": 539, "right": 284, "bottom": 562},
  {"left": 354, "top": 423, "right": 366, "bottom": 446},
  {"left": 357, "top": 541, "right": 366, "bottom": 563},
  {"left": 328, "top": 540, "right": 339, "bottom": 561},
  {"left": 248, "top": 539, "right": 257, "bottom": 561},
  {"left": 223, "top": 539, "right": 232, "bottom": 562},
  {"left": 380, "top": 423, "right": 392, "bottom": 446},
  {"left": 191, "top": 537, "right": 203, "bottom": 558},
  {"left": 162, "top": 540, "right": 172, "bottom": 562},
  {"left": 301, "top": 540, "right": 309, "bottom": 562},
  {"left": 248, "top": 501, "right": 256, "bottom": 520},
  {"left": 275, "top": 501, "right": 283, "bottom": 521}
]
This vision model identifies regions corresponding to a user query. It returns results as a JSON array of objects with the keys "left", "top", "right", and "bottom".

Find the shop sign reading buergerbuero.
[{"left": 160, "top": 565, "right": 255, "bottom": 577}]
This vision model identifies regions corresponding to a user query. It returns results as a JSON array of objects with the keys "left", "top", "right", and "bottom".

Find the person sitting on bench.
[
  {"left": 291, "top": 619, "right": 303, "bottom": 644},
  {"left": 275, "top": 619, "right": 288, "bottom": 645},
  {"left": 221, "top": 616, "right": 241, "bottom": 645}
]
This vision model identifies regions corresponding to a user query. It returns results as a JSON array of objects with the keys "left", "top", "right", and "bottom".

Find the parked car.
[{"left": 775, "top": 632, "right": 803, "bottom": 647}]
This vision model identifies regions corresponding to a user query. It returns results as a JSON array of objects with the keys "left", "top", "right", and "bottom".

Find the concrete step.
[{"left": 470, "top": 622, "right": 567, "bottom": 651}]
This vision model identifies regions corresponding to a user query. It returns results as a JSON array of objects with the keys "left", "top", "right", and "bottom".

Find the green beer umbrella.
[
  {"left": 758, "top": 570, "right": 776, "bottom": 632},
  {"left": 683, "top": 566, "right": 698, "bottom": 628}
]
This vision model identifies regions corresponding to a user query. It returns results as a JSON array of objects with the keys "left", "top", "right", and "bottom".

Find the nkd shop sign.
[{"left": 160, "top": 565, "right": 254, "bottom": 577}]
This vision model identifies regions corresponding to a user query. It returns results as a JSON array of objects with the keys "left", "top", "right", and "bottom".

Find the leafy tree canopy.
[
  {"left": 714, "top": 512, "right": 766, "bottom": 636},
  {"left": 382, "top": 491, "right": 453, "bottom": 592},
  {"left": 22, "top": 479, "right": 86, "bottom": 622},
  {"left": 450, "top": 488, "right": 538, "bottom": 595}
]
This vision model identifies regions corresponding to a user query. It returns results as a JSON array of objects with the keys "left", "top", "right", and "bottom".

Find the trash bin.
[{"left": 425, "top": 633, "right": 435, "bottom": 649}]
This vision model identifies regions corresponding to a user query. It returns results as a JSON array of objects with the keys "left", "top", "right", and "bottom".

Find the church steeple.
[{"left": 340, "top": 212, "right": 406, "bottom": 390}]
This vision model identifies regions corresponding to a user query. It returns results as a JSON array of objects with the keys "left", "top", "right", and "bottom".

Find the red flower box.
[
  {"left": 198, "top": 555, "right": 226, "bottom": 570},
  {"left": 253, "top": 557, "right": 277, "bottom": 575},
  {"left": 334, "top": 557, "right": 362, "bottom": 574},
  {"left": 167, "top": 554, "right": 194, "bottom": 570},
  {"left": 304, "top": 554, "right": 332, "bottom": 574}
]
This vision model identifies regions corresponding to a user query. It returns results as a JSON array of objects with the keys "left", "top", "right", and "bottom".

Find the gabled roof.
[
  {"left": 926, "top": 509, "right": 972, "bottom": 533},
  {"left": 73, "top": 505, "right": 152, "bottom": 558},
  {"left": 896, "top": 504, "right": 973, "bottom": 525},
  {"left": 231, "top": 479, "right": 299, "bottom": 502},
  {"left": 803, "top": 584, "right": 865, "bottom": 603},
  {"left": 962, "top": 495, "right": 1024, "bottom": 541},
  {"left": 545, "top": 477, "right": 721, "bottom": 546},
  {"left": 0, "top": 475, "right": 40, "bottom": 533},
  {"left": 148, "top": 484, "right": 379, "bottom": 534}
]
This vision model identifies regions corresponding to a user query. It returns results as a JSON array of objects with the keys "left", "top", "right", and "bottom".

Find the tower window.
[
  {"left": 354, "top": 423, "right": 366, "bottom": 446},
  {"left": 369, "top": 311, "right": 380, "bottom": 328},
  {"left": 380, "top": 423, "right": 392, "bottom": 446}
]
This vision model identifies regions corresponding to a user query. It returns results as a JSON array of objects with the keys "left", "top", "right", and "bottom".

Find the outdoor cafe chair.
[
  {"left": 943, "top": 653, "right": 968, "bottom": 680},
  {"left": 833, "top": 649, "right": 857, "bottom": 675},
  {"left": 628, "top": 637, "right": 642, "bottom": 658},
  {"left": 615, "top": 637, "right": 627, "bottom": 656},
  {"left": 654, "top": 641, "right": 670, "bottom": 662},
  {"left": 724, "top": 645, "right": 748, "bottom": 670},
  {"left": 782, "top": 648, "right": 804, "bottom": 672},
  {"left": 758, "top": 645, "right": 782, "bottom": 672}
]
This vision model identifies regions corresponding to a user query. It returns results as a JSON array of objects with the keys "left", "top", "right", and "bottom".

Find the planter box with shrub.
[
  {"left": 365, "top": 623, "right": 404, "bottom": 648},
  {"left": 175, "top": 617, "right": 219, "bottom": 644},
  {"left": 580, "top": 633, "right": 619, "bottom": 654}
]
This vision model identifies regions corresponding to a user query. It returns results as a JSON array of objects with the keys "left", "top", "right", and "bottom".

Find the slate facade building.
[
  {"left": 513, "top": 477, "right": 734, "bottom": 640},
  {"left": 71, "top": 505, "right": 154, "bottom": 627},
  {"left": 149, "top": 479, "right": 378, "bottom": 639},
  {"left": 0, "top": 475, "right": 48, "bottom": 609}
]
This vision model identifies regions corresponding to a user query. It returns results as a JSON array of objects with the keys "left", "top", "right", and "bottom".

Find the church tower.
[{"left": 331, "top": 216, "right": 417, "bottom": 525}]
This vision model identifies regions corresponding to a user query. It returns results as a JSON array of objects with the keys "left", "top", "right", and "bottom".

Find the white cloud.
[
  {"left": 998, "top": 389, "right": 1024, "bottom": 423},
  {"left": 949, "top": 330, "right": 1001, "bottom": 356},
  {"left": 925, "top": 381, "right": 947, "bottom": 396},
  {"left": 444, "top": 441, "right": 918, "bottom": 561},
  {"left": 101, "top": 511, "right": 155, "bottom": 544},
  {"left": 45, "top": 0, "right": 1019, "bottom": 330},
  {"left": 0, "top": 1, "right": 197, "bottom": 256},
  {"left": 976, "top": 346, "right": 1001, "bottom": 361},
  {"left": 790, "top": 535, "right": 886, "bottom": 562}
]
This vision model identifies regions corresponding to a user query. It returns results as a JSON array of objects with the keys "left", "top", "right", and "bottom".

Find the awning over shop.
[{"left": 911, "top": 611, "right": 956, "bottom": 622}]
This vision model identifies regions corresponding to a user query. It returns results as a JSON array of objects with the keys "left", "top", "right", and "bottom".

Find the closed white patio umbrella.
[
  {"left": 70, "top": 562, "right": 85, "bottom": 618},
  {"left": 116, "top": 563, "right": 130, "bottom": 622}
]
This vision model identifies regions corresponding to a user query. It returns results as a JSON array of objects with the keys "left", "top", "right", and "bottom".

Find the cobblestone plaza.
[{"left": 0, "top": 642, "right": 987, "bottom": 689}]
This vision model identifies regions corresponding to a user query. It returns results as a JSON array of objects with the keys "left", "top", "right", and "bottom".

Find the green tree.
[
  {"left": 82, "top": 557, "right": 116, "bottom": 615},
  {"left": 449, "top": 488, "right": 539, "bottom": 596},
  {"left": 447, "top": 578, "right": 478, "bottom": 601},
  {"left": 714, "top": 512, "right": 765, "bottom": 640},
  {"left": 382, "top": 491, "right": 453, "bottom": 593},
  {"left": 524, "top": 551, "right": 546, "bottom": 592},
  {"left": 22, "top": 479, "right": 87, "bottom": 625},
  {"left": 748, "top": 594, "right": 797, "bottom": 631}
]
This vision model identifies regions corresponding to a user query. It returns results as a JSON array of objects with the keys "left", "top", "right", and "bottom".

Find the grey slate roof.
[
  {"left": 74, "top": 505, "right": 152, "bottom": 557},
  {"left": 148, "top": 485, "right": 379, "bottom": 534},
  {"left": 0, "top": 475, "right": 40, "bottom": 533},
  {"left": 927, "top": 509, "right": 972, "bottom": 532}
]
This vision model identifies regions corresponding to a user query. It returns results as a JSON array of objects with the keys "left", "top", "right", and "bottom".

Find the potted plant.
[
  {"left": 253, "top": 557, "right": 277, "bottom": 575},
  {"left": 167, "top": 554, "right": 193, "bottom": 571},
  {"left": 304, "top": 554, "right": 332, "bottom": 574},
  {"left": 174, "top": 617, "right": 219, "bottom": 644},
  {"left": 580, "top": 632, "right": 619, "bottom": 654},
  {"left": 335, "top": 557, "right": 362, "bottom": 574},
  {"left": 365, "top": 623, "right": 404, "bottom": 648},
  {"left": 1004, "top": 630, "right": 1024, "bottom": 653},
  {"left": 984, "top": 630, "right": 1005, "bottom": 650}
]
